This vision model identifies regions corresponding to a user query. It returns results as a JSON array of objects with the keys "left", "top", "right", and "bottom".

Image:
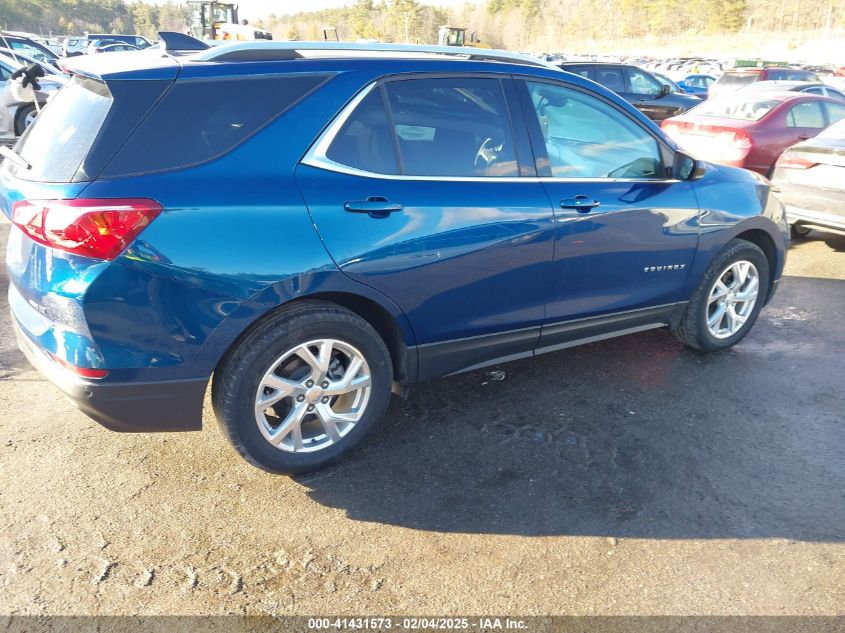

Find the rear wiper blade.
[{"left": 0, "top": 145, "right": 31, "bottom": 170}]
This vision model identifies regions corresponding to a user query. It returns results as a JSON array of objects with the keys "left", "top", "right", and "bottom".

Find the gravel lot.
[{"left": 0, "top": 219, "right": 843, "bottom": 617}]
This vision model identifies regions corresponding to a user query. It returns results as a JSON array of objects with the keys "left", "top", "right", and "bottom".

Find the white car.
[
  {"left": 0, "top": 51, "right": 67, "bottom": 142},
  {"left": 61, "top": 36, "right": 87, "bottom": 57}
]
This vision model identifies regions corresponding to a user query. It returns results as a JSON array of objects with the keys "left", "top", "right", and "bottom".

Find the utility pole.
[{"left": 404, "top": 12, "right": 409, "bottom": 42}]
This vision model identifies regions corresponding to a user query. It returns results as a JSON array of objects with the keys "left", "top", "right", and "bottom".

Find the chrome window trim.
[{"left": 301, "top": 80, "right": 682, "bottom": 185}]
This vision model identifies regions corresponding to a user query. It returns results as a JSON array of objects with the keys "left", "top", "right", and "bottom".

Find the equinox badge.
[{"left": 644, "top": 264, "right": 686, "bottom": 272}]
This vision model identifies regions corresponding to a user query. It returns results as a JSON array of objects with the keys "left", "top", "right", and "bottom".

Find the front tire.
[
  {"left": 212, "top": 301, "right": 393, "bottom": 474},
  {"left": 673, "top": 239, "right": 770, "bottom": 352}
]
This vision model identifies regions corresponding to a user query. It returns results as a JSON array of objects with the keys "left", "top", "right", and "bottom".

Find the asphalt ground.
[{"left": 0, "top": 218, "right": 843, "bottom": 619}]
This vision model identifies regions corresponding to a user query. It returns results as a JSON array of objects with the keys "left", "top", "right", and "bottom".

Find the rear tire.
[
  {"left": 14, "top": 104, "right": 36, "bottom": 136},
  {"left": 672, "top": 239, "right": 770, "bottom": 352},
  {"left": 212, "top": 301, "right": 393, "bottom": 474}
]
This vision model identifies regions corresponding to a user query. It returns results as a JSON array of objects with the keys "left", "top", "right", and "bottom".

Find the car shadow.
[
  {"left": 299, "top": 275, "right": 845, "bottom": 541},
  {"left": 793, "top": 229, "right": 845, "bottom": 252}
]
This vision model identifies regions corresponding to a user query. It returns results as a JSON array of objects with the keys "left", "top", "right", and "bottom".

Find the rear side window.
[
  {"left": 102, "top": 74, "right": 328, "bottom": 177},
  {"left": 326, "top": 89, "right": 398, "bottom": 174},
  {"left": 384, "top": 77, "right": 518, "bottom": 177},
  {"left": 564, "top": 67, "right": 592, "bottom": 80},
  {"left": 12, "top": 76, "right": 112, "bottom": 182},
  {"left": 787, "top": 101, "right": 825, "bottom": 128},
  {"left": 594, "top": 68, "right": 625, "bottom": 92}
]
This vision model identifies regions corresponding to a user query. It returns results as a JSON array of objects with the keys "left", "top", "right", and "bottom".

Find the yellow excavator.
[
  {"left": 437, "top": 26, "right": 484, "bottom": 48},
  {"left": 187, "top": 1, "right": 272, "bottom": 41}
]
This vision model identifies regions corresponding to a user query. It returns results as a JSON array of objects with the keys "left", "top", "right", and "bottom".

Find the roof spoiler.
[{"left": 158, "top": 31, "right": 209, "bottom": 52}]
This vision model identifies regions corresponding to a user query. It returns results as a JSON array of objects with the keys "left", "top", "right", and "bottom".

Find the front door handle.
[
  {"left": 561, "top": 195, "right": 600, "bottom": 213},
  {"left": 344, "top": 196, "right": 403, "bottom": 218}
]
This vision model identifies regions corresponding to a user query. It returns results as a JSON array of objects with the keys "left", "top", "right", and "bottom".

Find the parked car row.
[
  {"left": 0, "top": 30, "right": 155, "bottom": 137},
  {"left": 0, "top": 49, "right": 67, "bottom": 142}
]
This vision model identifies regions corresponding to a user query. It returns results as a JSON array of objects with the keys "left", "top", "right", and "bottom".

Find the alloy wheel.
[
  {"left": 254, "top": 339, "right": 372, "bottom": 453},
  {"left": 706, "top": 260, "right": 759, "bottom": 339}
]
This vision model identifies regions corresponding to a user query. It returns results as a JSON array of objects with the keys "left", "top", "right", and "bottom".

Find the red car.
[{"left": 661, "top": 92, "right": 845, "bottom": 176}]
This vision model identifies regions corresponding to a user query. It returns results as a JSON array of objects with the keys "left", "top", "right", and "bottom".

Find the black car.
[
  {"left": 771, "top": 117, "right": 845, "bottom": 238},
  {"left": 559, "top": 63, "right": 702, "bottom": 121}
]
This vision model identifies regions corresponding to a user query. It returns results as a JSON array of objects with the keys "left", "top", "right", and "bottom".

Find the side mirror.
[
  {"left": 659, "top": 83, "right": 671, "bottom": 98},
  {"left": 673, "top": 152, "right": 705, "bottom": 181}
]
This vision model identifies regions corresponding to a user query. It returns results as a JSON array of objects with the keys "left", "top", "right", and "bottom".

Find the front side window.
[
  {"left": 526, "top": 81, "right": 662, "bottom": 179},
  {"left": 787, "top": 101, "right": 825, "bottom": 128},
  {"left": 627, "top": 69, "right": 662, "bottom": 96},
  {"left": 383, "top": 77, "right": 518, "bottom": 177}
]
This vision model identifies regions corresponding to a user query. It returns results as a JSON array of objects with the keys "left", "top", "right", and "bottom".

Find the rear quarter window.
[{"left": 102, "top": 74, "right": 329, "bottom": 177}]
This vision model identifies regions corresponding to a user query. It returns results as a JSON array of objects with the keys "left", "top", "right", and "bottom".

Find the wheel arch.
[
  {"left": 211, "top": 291, "right": 418, "bottom": 388},
  {"left": 303, "top": 291, "right": 415, "bottom": 384},
  {"left": 733, "top": 227, "right": 778, "bottom": 304}
]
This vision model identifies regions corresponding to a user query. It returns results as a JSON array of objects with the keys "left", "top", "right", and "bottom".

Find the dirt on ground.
[{"left": 0, "top": 220, "right": 843, "bottom": 618}]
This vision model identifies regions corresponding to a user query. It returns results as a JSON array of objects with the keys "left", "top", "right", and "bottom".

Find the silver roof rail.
[{"left": 191, "top": 41, "right": 560, "bottom": 70}]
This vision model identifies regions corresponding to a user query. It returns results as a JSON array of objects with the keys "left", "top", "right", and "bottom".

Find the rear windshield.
[
  {"left": 767, "top": 69, "right": 819, "bottom": 81},
  {"left": 11, "top": 76, "right": 112, "bottom": 182},
  {"left": 714, "top": 73, "right": 760, "bottom": 89},
  {"left": 101, "top": 74, "right": 329, "bottom": 177},
  {"left": 690, "top": 96, "right": 781, "bottom": 121}
]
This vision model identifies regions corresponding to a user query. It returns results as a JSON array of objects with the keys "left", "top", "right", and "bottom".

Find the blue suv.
[{"left": 1, "top": 40, "right": 788, "bottom": 473}]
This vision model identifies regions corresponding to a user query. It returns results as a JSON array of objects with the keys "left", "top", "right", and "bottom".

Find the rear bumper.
[{"left": 14, "top": 318, "right": 206, "bottom": 432}]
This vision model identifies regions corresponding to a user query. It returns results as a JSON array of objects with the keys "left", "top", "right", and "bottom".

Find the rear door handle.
[
  {"left": 560, "top": 195, "right": 600, "bottom": 213},
  {"left": 344, "top": 196, "right": 403, "bottom": 218}
]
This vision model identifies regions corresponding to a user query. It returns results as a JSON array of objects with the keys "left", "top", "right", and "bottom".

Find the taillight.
[
  {"left": 661, "top": 121, "right": 681, "bottom": 142},
  {"left": 776, "top": 154, "right": 817, "bottom": 170},
  {"left": 47, "top": 352, "right": 109, "bottom": 379},
  {"left": 730, "top": 131, "right": 752, "bottom": 151},
  {"left": 724, "top": 131, "right": 753, "bottom": 161},
  {"left": 11, "top": 198, "right": 161, "bottom": 261}
]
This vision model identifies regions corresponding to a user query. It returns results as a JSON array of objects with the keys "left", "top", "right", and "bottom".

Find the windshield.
[
  {"left": 0, "top": 51, "right": 65, "bottom": 76},
  {"left": 689, "top": 96, "right": 781, "bottom": 121}
]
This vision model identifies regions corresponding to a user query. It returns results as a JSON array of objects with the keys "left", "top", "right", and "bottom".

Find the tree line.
[
  {"left": 0, "top": 0, "right": 188, "bottom": 38},
  {"left": 2, "top": 0, "right": 844, "bottom": 48}
]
